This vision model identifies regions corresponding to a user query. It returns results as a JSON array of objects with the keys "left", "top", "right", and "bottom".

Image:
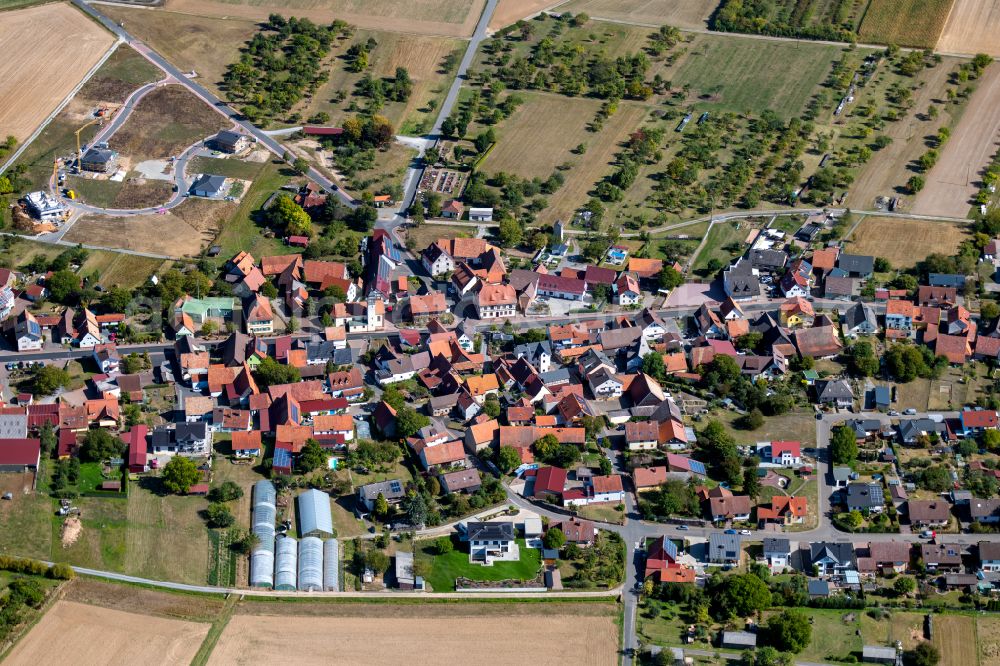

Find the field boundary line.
[{"left": 0, "top": 39, "right": 121, "bottom": 177}]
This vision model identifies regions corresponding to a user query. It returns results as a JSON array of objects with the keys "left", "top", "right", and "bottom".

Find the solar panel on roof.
[
  {"left": 389, "top": 480, "right": 402, "bottom": 493},
  {"left": 663, "top": 539, "right": 678, "bottom": 559},
  {"left": 273, "top": 448, "right": 292, "bottom": 467},
  {"left": 688, "top": 460, "right": 707, "bottom": 475}
]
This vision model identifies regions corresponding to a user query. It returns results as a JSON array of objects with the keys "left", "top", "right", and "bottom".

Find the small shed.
[
  {"left": 469, "top": 207, "right": 493, "bottom": 222},
  {"left": 862, "top": 645, "right": 898, "bottom": 664},
  {"left": 721, "top": 631, "right": 756, "bottom": 650}
]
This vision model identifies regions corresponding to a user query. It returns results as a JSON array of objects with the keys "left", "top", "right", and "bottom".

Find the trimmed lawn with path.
[{"left": 417, "top": 537, "right": 541, "bottom": 592}]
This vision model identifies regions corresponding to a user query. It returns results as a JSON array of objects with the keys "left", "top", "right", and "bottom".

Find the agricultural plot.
[
  {"left": 121, "top": 482, "right": 212, "bottom": 585},
  {"left": 858, "top": 0, "right": 954, "bottom": 48},
  {"left": 841, "top": 56, "right": 959, "bottom": 210},
  {"left": 490, "top": 0, "right": 562, "bottom": 30},
  {"left": 468, "top": 17, "right": 846, "bottom": 231},
  {"left": 163, "top": 0, "right": 486, "bottom": 38},
  {"left": 5, "top": 600, "right": 209, "bottom": 666},
  {"left": 480, "top": 92, "right": 648, "bottom": 225},
  {"left": 0, "top": 3, "right": 115, "bottom": 142},
  {"left": 809, "top": 47, "right": 973, "bottom": 212},
  {"left": 914, "top": 67, "right": 1000, "bottom": 218},
  {"left": 937, "top": 0, "right": 1000, "bottom": 56},
  {"left": 99, "top": 7, "right": 256, "bottom": 102},
  {"left": 980, "top": 615, "right": 1000, "bottom": 666},
  {"left": 209, "top": 605, "right": 619, "bottom": 664},
  {"left": 844, "top": 216, "right": 970, "bottom": 269},
  {"left": 668, "top": 35, "right": 842, "bottom": 119},
  {"left": 862, "top": 611, "right": 979, "bottom": 666},
  {"left": 299, "top": 30, "right": 463, "bottom": 135},
  {"left": 67, "top": 197, "right": 236, "bottom": 257},
  {"left": 556, "top": 0, "right": 717, "bottom": 30}
]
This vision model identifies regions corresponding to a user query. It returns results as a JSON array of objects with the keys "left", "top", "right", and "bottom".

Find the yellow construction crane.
[{"left": 74, "top": 117, "right": 102, "bottom": 172}]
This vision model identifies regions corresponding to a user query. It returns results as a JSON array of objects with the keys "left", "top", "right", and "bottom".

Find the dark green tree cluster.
[{"left": 712, "top": 0, "right": 857, "bottom": 42}]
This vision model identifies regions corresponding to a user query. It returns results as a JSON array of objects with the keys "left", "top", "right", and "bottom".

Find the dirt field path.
[
  {"left": 936, "top": 0, "right": 1000, "bottom": 56},
  {"left": 913, "top": 66, "right": 1000, "bottom": 217},
  {"left": 846, "top": 61, "right": 955, "bottom": 211},
  {"left": 4, "top": 600, "right": 209, "bottom": 666},
  {"left": 0, "top": 4, "right": 115, "bottom": 142}
]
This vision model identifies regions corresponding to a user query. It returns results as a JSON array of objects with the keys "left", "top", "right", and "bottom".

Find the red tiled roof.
[
  {"left": 231, "top": 430, "right": 262, "bottom": 451},
  {"left": 534, "top": 466, "right": 567, "bottom": 496}
]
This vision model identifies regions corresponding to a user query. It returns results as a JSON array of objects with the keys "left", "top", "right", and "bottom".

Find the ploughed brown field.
[
  {"left": 209, "top": 605, "right": 619, "bottom": 665},
  {"left": 4, "top": 600, "right": 209, "bottom": 666}
]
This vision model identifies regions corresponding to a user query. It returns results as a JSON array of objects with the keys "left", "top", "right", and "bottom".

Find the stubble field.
[
  {"left": 209, "top": 604, "right": 619, "bottom": 665},
  {"left": 914, "top": 66, "right": 1000, "bottom": 218},
  {"left": 844, "top": 216, "right": 970, "bottom": 268},
  {"left": 0, "top": 3, "right": 115, "bottom": 142},
  {"left": 490, "top": 0, "right": 560, "bottom": 30},
  {"left": 5, "top": 600, "right": 209, "bottom": 666},
  {"left": 936, "top": 0, "right": 1000, "bottom": 56},
  {"left": 163, "top": 0, "right": 485, "bottom": 38},
  {"left": 557, "top": 0, "right": 716, "bottom": 30},
  {"left": 858, "top": 0, "right": 954, "bottom": 48}
]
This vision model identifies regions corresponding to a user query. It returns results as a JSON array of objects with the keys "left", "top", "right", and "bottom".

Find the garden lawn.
[
  {"left": 418, "top": 538, "right": 540, "bottom": 592},
  {"left": 765, "top": 608, "right": 861, "bottom": 663}
]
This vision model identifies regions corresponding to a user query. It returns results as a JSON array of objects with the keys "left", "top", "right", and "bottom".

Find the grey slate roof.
[{"left": 466, "top": 521, "right": 515, "bottom": 542}]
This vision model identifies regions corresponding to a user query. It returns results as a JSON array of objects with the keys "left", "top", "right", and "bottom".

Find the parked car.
[
  {"left": 739, "top": 529, "right": 752, "bottom": 536},
  {"left": 724, "top": 529, "right": 737, "bottom": 535},
  {"left": 904, "top": 408, "right": 917, "bottom": 415},
  {"left": 675, "top": 525, "right": 689, "bottom": 531}
]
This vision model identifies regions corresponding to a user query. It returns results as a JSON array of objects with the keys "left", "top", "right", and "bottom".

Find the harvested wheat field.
[
  {"left": 557, "top": 0, "right": 716, "bottom": 30},
  {"left": 858, "top": 0, "right": 954, "bottom": 49},
  {"left": 937, "top": 0, "right": 1000, "bottom": 56},
  {"left": 5, "top": 600, "right": 209, "bottom": 666},
  {"left": 914, "top": 66, "right": 1000, "bottom": 218},
  {"left": 67, "top": 198, "right": 235, "bottom": 257},
  {"left": 0, "top": 3, "right": 115, "bottom": 142},
  {"left": 845, "top": 216, "right": 970, "bottom": 268},
  {"left": 164, "top": 0, "right": 485, "bottom": 38},
  {"left": 210, "top": 606, "right": 618, "bottom": 665},
  {"left": 490, "top": 0, "right": 561, "bottom": 30}
]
